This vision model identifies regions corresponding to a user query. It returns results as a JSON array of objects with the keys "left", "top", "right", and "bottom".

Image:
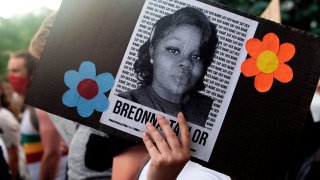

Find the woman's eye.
[
  {"left": 167, "top": 48, "right": 180, "bottom": 54},
  {"left": 192, "top": 54, "right": 201, "bottom": 61}
]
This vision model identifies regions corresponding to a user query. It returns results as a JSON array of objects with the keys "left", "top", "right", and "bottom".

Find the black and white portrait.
[{"left": 119, "top": 7, "right": 218, "bottom": 127}]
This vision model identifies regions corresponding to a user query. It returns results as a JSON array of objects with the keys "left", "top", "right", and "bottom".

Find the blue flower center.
[{"left": 77, "top": 79, "right": 98, "bottom": 99}]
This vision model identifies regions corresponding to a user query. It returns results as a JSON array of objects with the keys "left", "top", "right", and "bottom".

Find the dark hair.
[
  {"left": 134, "top": 7, "right": 218, "bottom": 91},
  {"left": 0, "top": 78, "right": 10, "bottom": 109},
  {"left": 10, "top": 51, "right": 38, "bottom": 77}
]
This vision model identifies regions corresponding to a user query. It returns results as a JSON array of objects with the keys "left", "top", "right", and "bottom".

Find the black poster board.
[{"left": 25, "top": 0, "right": 320, "bottom": 179}]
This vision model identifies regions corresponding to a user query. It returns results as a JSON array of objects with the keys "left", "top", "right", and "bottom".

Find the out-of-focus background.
[
  {"left": 0, "top": 0, "right": 319, "bottom": 75},
  {"left": 0, "top": 0, "right": 62, "bottom": 75}
]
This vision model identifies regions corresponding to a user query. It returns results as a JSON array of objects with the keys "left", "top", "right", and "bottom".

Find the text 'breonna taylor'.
[{"left": 113, "top": 99, "right": 209, "bottom": 146}]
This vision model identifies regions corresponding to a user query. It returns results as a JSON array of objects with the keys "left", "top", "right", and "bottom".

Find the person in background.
[
  {"left": 7, "top": 51, "right": 67, "bottom": 180},
  {"left": 294, "top": 80, "right": 320, "bottom": 180},
  {"left": 0, "top": 79, "right": 21, "bottom": 179},
  {"left": 0, "top": 78, "right": 23, "bottom": 120},
  {"left": 1, "top": 78, "right": 30, "bottom": 180},
  {"left": 286, "top": 79, "right": 320, "bottom": 180},
  {"left": 297, "top": 147, "right": 320, "bottom": 180},
  {"left": 0, "top": 134, "right": 11, "bottom": 179}
]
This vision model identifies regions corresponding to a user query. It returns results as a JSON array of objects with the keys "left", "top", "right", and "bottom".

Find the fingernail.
[
  {"left": 142, "top": 132, "right": 147, "bottom": 137},
  {"left": 146, "top": 122, "right": 151, "bottom": 127}
]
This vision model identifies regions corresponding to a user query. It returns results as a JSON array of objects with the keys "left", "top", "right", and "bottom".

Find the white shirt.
[
  {"left": 310, "top": 92, "right": 320, "bottom": 123},
  {"left": 0, "top": 108, "right": 20, "bottom": 147},
  {"left": 0, "top": 137, "right": 8, "bottom": 163},
  {"left": 138, "top": 160, "right": 231, "bottom": 180}
]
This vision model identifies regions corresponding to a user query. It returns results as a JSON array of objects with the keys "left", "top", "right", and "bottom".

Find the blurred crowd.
[
  {"left": 0, "top": 11, "right": 132, "bottom": 180},
  {"left": 0, "top": 12, "right": 68, "bottom": 180},
  {"left": 0, "top": 7, "right": 319, "bottom": 180}
]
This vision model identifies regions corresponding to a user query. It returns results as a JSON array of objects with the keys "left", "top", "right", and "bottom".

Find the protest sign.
[{"left": 25, "top": 0, "right": 320, "bottom": 179}]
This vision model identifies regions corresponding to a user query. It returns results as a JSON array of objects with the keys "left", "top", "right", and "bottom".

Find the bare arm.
[
  {"left": 36, "top": 109, "right": 62, "bottom": 180},
  {"left": 112, "top": 144, "right": 149, "bottom": 180},
  {"left": 7, "top": 145, "right": 19, "bottom": 180},
  {"left": 2, "top": 110, "right": 20, "bottom": 180}
]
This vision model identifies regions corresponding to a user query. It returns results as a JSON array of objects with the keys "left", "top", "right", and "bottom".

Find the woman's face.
[{"left": 150, "top": 25, "right": 204, "bottom": 99}]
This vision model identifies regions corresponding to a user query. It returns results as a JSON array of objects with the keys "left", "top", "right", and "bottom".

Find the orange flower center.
[{"left": 256, "top": 50, "right": 279, "bottom": 73}]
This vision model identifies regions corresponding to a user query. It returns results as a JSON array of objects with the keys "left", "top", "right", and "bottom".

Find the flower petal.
[
  {"left": 241, "top": 58, "right": 261, "bottom": 77},
  {"left": 95, "top": 73, "right": 115, "bottom": 93},
  {"left": 92, "top": 93, "right": 109, "bottom": 112},
  {"left": 77, "top": 97, "right": 95, "bottom": 118},
  {"left": 254, "top": 73, "right": 274, "bottom": 92},
  {"left": 62, "top": 89, "right": 79, "bottom": 107},
  {"left": 246, "top": 38, "right": 263, "bottom": 58},
  {"left": 274, "top": 63, "right": 293, "bottom": 83},
  {"left": 79, "top": 61, "right": 96, "bottom": 79},
  {"left": 277, "top": 43, "right": 295, "bottom": 63},
  {"left": 64, "top": 70, "right": 82, "bottom": 90},
  {"left": 262, "top": 33, "right": 279, "bottom": 54}
]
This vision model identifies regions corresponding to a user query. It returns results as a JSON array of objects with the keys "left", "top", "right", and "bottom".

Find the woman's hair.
[
  {"left": 0, "top": 78, "right": 10, "bottom": 109},
  {"left": 134, "top": 7, "right": 218, "bottom": 91}
]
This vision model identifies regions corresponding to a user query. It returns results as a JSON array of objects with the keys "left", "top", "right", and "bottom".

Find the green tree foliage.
[
  {"left": 0, "top": 8, "right": 53, "bottom": 75},
  {"left": 281, "top": 0, "right": 320, "bottom": 35},
  {"left": 212, "top": 0, "right": 270, "bottom": 15},
  {"left": 213, "top": 0, "right": 320, "bottom": 35}
]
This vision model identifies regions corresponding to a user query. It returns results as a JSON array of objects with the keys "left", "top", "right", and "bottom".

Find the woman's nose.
[{"left": 178, "top": 57, "right": 193, "bottom": 69}]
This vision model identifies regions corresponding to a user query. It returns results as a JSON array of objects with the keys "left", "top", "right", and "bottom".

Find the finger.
[
  {"left": 178, "top": 112, "right": 191, "bottom": 152},
  {"left": 156, "top": 115, "right": 181, "bottom": 151},
  {"left": 146, "top": 122, "right": 170, "bottom": 154},
  {"left": 142, "top": 132, "right": 160, "bottom": 157}
]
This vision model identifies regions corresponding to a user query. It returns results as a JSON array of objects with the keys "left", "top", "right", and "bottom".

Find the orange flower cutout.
[{"left": 241, "top": 33, "right": 295, "bottom": 92}]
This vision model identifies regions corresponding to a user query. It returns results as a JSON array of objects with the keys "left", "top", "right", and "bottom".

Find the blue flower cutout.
[{"left": 62, "top": 61, "right": 115, "bottom": 118}]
